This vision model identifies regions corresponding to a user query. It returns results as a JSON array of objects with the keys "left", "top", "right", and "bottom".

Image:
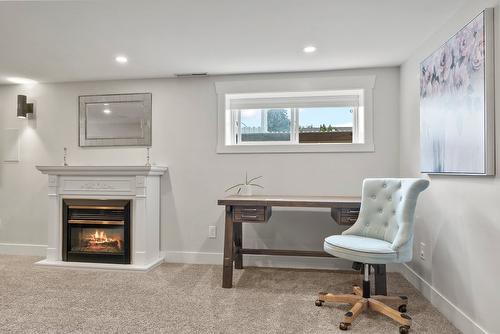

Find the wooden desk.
[{"left": 217, "top": 195, "right": 381, "bottom": 289}]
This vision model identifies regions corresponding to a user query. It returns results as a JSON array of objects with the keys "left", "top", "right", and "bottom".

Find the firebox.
[{"left": 62, "top": 199, "right": 131, "bottom": 264}]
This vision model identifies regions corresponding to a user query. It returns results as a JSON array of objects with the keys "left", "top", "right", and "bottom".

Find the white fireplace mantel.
[
  {"left": 36, "top": 165, "right": 167, "bottom": 176},
  {"left": 36, "top": 165, "right": 167, "bottom": 271}
]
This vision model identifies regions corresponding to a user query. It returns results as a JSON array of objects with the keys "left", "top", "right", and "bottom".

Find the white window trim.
[{"left": 215, "top": 75, "right": 376, "bottom": 154}]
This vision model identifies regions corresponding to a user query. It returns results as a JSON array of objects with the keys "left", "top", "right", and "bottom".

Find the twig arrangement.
[{"left": 225, "top": 172, "right": 264, "bottom": 194}]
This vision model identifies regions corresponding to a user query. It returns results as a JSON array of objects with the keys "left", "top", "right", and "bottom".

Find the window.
[
  {"left": 239, "top": 108, "right": 292, "bottom": 143},
  {"left": 298, "top": 107, "right": 353, "bottom": 143},
  {"left": 228, "top": 91, "right": 362, "bottom": 146},
  {"left": 216, "top": 76, "right": 375, "bottom": 153}
]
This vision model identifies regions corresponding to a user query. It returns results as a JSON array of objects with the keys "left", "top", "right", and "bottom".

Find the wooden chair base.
[{"left": 316, "top": 286, "right": 411, "bottom": 333}]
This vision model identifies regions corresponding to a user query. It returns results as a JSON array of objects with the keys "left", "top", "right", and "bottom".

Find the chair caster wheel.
[
  {"left": 399, "top": 325, "right": 410, "bottom": 334},
  {"left": 339, "top": 322, "right": 350, "bottom": 331},
  {"left": 315, "top": 300, "right": 324, "bottom": 306},
  {"left": 398, "top": 305, "right": 407, "bottom": 313}
]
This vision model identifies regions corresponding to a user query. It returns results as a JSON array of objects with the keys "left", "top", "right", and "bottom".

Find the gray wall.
[
  {"left": 0, "top": 67, "right": 400, "bottom": 266},
  {"left": 400, "top": 0, "right": 500, "bottom": 332}
]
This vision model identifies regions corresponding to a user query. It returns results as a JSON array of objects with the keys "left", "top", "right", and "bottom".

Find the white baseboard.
[
  {"left": 0, "top": 244, "right": 399, "bottom": 273},
  {"left": 0, "top": 243, "right": 46, "bottom": 256},
  {"left": 398, "top": 263, "right": 488, "bottom": 334},
  {"left": 165, "top": 250, "right": 352, "bottom": 269},
  {"left": 165, "top": 251, "right": 222, "bottom": 265},
  {"left": 244, "top": 254, "right": 353, "bottom": 270},
  {"left": 165, "top": 251, "right": 401, "bottom": 271}
]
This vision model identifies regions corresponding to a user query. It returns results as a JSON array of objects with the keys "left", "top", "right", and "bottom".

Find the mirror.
[{"left": 79, "top": 93, "right": 152, "bottom": 147}]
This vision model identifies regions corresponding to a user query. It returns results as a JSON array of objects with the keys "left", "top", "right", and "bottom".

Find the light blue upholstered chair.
[{"left": 315, "top": 178, "right": 429, "bottom": 334}]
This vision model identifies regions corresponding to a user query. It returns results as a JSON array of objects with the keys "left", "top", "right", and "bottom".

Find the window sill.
[{"left": 216, "top": 142, "right": 374, "bottom": 154}]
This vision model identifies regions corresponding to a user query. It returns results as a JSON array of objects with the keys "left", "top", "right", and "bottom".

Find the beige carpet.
[{"left": 0, "top": 255, "right": 459, "bottom": 334}]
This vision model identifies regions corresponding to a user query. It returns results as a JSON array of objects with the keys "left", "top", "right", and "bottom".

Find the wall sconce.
[{"left": 17, "top": 95, "right": 34, "bottom": 119}]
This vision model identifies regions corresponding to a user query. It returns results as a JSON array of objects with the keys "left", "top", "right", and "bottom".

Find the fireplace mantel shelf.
[{"left": 36, "top": 165, "right": 167, "bottom": 176}]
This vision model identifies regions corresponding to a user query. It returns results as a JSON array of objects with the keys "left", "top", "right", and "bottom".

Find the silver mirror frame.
[{"left": 79, "top": 93, "right": 152, "bottom": 147}]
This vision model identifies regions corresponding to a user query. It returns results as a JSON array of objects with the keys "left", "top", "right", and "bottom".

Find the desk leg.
[
  {"left": 234, "top": 222, "right": 243, "bottom": 269},
  {"left": 222, "top": 206, "right": 234, "bottom": 288},
  {"left": 374, "top": 264, "right": 387, "bottom": 296}
]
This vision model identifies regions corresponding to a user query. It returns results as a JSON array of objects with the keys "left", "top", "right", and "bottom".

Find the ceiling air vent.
[{"left": 175, "top": 73, "right": 208, "bottom": 77}]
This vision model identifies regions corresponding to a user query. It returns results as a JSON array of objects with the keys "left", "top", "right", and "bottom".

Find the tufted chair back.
[{"left": 343, "top": 178, "right": 429, "bottom": 251}]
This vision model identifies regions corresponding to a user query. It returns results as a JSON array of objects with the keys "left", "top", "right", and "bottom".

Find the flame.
[{"left": 83, "top": 229, "right": 122, "bottom": 251}]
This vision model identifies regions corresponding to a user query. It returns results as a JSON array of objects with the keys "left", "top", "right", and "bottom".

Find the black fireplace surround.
[{"left": 62, "top": 199, "right": 131, "bottom": 264}]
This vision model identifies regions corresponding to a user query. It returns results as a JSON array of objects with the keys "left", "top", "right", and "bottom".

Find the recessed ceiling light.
[
  {"left": 303, "top": 46, "right": 317, "bottom": 53},
  {"left": 115, "top": 56, "right": 128, "bottom": 64},
  {"left": 103, "top": 109, "right": 111, "bottom": 114},
  {"left": 6, "top": 77, "right": 37, "bottom": 84}
]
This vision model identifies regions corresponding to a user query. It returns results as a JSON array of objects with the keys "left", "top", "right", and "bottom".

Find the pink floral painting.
[{"left": 420, "top": 11, "right": 491, "bottom": 174}]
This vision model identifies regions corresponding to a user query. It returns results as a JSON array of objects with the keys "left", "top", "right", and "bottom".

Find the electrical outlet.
[
  {"left": 419, "top": 242, "right": 426, "bottom": 261},
  {"left": 208, "top": 225, "right": 217, "bottom": 239}
]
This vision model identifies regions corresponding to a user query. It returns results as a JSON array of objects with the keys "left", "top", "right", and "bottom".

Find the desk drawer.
[
  {"left": 233, "top": 206, "right": 271, "bottom": 223},
  {"left": 331, "top": 207, "right": 360, "bottom": 226}
]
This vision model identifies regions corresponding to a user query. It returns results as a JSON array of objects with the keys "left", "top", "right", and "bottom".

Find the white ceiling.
[{"left": 0, "top": 0, "right": 466, "bottom": 85}]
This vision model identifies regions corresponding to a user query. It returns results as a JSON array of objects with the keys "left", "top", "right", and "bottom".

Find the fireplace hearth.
[{"left": 62, "top": 199, "right": 131, "bottom": 264}]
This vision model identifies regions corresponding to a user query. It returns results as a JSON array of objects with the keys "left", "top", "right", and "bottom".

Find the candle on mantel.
[
  {"left": 63, "top": 147, "right": 68, "bottom": 166},
  {"left": 145, "top": 147, "right": 151, "bottom": 167}
]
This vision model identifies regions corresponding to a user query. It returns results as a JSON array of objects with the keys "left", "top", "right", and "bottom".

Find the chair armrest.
[{"left": 391, "top": 223, "right": 411, "bottom": 250}]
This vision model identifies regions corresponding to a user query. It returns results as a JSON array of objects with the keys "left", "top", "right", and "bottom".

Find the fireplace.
[
  {"left": 62, "top": 199, "right": 131, "bottom": 264},
  {"left": 36, "top": 165, "right": 166, "bottom": 270}
]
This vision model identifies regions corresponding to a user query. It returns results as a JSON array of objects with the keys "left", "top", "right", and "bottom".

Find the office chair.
[{"left": 315, "top": 178, "right": 429, "bottom": 333}]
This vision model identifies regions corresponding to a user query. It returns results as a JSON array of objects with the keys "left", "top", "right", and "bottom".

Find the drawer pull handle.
[
  {"left": 241, "top": 215, "right": 258, "bottom": 219},
  {"left": 348, "top": 210, "right": 360, "bottom": 214},
  {"left": 241, "top": 208, "right": 258, "bottom": 212}
]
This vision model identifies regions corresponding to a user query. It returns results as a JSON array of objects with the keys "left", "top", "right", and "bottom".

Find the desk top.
[{"left": 218, "top": 195, "right": 361, "bottom": 208}]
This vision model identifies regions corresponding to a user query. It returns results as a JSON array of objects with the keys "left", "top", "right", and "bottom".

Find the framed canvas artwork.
[{"left": 420, "top": 9, "right": 495, "bottom": 175}]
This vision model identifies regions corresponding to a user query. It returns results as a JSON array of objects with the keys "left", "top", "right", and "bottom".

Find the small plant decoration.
[{"left": 225, "top": 172, "right": 264, "bottom": 195}]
